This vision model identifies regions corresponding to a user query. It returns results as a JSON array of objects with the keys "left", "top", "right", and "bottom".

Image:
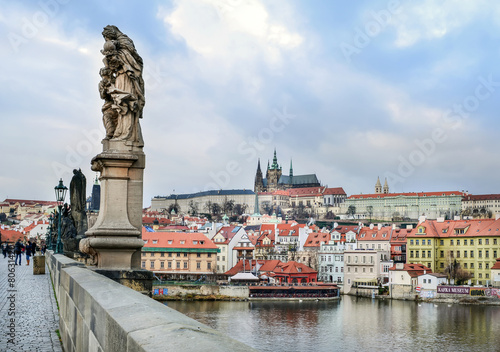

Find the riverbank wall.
[{"left": 153, "top": 284, "right": 250, "bottom": 299}]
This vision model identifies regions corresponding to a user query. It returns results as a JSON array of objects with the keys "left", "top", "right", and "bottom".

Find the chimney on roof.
[
  {"left": 454, "top": 216, "right": 460, "bottom": 221},
  {"left": 377, "top": 223, "right": 382, "bottom": 230},
  {"left": 406, "top": 225, "right": 413, "bottom": 230},
  {"left": 437, "top": 217, "right": 444, "bottom": 223},
  {"left": 369, "top": 223, "right": 374, "bottom": 230},
  {"left": 418, "top": 216, "right": 426, "bottom": 224},
  {"left": 392, "top": 224, "right": 396, "bottom": 229},
  {"left": 496, "top": 213, "right": 500, "bottom": 221}
]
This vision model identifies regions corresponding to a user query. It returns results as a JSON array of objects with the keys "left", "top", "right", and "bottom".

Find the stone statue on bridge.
[{"left": 99, "top": 25, "right": 145, "bottom": 146}]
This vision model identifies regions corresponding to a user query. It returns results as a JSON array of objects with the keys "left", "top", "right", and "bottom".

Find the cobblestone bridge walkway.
[{"left": 0, "top": 253, "right": 62, "bottom": 351}]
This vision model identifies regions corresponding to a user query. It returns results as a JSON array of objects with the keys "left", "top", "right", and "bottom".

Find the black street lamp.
[{"left": 54, "top": 179, "right": 68, "bottom": 254}]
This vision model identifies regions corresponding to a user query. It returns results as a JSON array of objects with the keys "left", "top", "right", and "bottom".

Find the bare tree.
[
  {"left": 188, "top": 200, "right": 198, "bottom": 216},
  {"left": 222, "top": 198, "right": 235, "bottom": 215},
  {"left": 205, "top": 200, "right": 213, "bottom": 214},
  {"left": 366, "top": 205, "right": 374, "bottom": 221},
  {"left": 347, "top": 205, "right": 356, "bottom": 218},
  {"left": 233, "top": 203, "right": 247, "bottom": 216},
  {"left": 167, "top": 203, "right": 180, "bottom": 214},
  {"left": 444, "top": 258, "right": 472, "bottom": 285},
  {"left": 261, "top": 201, "right": 273, "bottom": 215},
  {"left": 211, "top": 203, "right": 221, "bottom": 215}
]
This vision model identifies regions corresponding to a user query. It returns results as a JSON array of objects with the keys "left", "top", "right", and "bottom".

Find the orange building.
[{"left": 142, "top": 229, "right": 218, "bottom": 275}]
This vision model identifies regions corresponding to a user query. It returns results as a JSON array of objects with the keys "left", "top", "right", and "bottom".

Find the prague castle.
[{"left": 254, "top": 150, "right": 321, "bottom": 192}]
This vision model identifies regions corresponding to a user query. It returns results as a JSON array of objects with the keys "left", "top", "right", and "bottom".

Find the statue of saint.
[
  {"left": 99, "top": 25, "right": 145, "bottom": 146},
  {"left": 70, "top": 169, "right": 88, "bottom": 237}
]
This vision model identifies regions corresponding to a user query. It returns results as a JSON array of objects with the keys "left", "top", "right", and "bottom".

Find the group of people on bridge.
[{"left": 2, "top": 239, "right": 45, "bottom": 265}]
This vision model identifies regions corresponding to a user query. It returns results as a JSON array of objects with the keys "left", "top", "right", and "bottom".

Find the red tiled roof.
[
  {"left": 276, "top": 261, "right": 317, "bottom": 274},
  {"left": 408, "top": 219, "right": 500, "bottom": 238},
  {"left": 225, "top": 259, "right": 281, "bottom": 276},
  {"left": 389, "top": 263, "right": 431, "bottom": 277},
  {"left": 143, "top": 230, "right": 217, "bottom": 250},
  {"left": 491, "top": 258, "right": 500, "bottom": 270},
  {"left": 1, "top": 229, "right": 26, "bottom": 243},
  {"left": 463, "top": 194, "right": 500, "bottom": 201},
  {"left": 323, "top": 187, "right": 347, "bottom": 195},
  {"left": 304, "top": 232, "right": 330, "bottom": 247},
  {"left": 158, "top": 225, "right": 189, "bottom": 231},
  {"left": 4, "top": 199, "right": 57, "bottom": 206},
  {"left": 357, "top": 226, "right": 392, "bottom": 241},
  {"left": 390, "top": 228, "right": 411, "bottom": 243}
]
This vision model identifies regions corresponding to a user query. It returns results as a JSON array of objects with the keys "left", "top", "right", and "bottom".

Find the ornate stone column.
[{"left": 79, "top": 26, "right": 152, "bottom": 294}]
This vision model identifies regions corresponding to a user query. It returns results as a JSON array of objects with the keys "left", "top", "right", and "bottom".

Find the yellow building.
[{"left": 407, "top": 218, "right": 500, "bottom": 285}]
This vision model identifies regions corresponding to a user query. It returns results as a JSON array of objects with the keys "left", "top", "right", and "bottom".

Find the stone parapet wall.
[{"left": 46, "top": 251, "right": 255, "bottom": 352}]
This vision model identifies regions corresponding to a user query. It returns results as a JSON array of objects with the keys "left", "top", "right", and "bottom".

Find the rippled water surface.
[{"left": 166, "top": 297, "right": 500, "bottom": 352}]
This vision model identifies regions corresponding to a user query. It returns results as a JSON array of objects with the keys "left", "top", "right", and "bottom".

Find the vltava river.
[{"left": 166, "top": 296, "right": 500, "bottom": 352}]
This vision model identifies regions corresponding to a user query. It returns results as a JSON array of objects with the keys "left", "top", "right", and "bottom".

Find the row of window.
[
  {"left": 411, "top": 238, "right": 499, "bottom": 246},
  {"left": 346, "top": 255, "right": 375, "bottom": 264},
  {"left": 410, "top": 249, "right": 498, "bottom": 259},
  {"left": 143, "top": 260, "right": 212, "bottom": 270},
  {"left": 320, "top": 255, "right": 344, "bottom": 262},
  {"left": 359, "top": 243, "right": 386, "bottom": 249},
  {"left": 143, "top": 252, "right": 213, "bottom": 258},
  {"left": 410, "top": 239, "right": 432, "bottom": 246},
  {"left": 409, "top": 250, "right": 432, "bottom": 258},
  {"left": 320, "top": 266, "right": 344, "bottom": 273},
  {"left": 347, "top": 267, "right": 374, "bottom": 273}
]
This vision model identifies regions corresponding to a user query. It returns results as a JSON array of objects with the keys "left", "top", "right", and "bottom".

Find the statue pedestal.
[{"left": 80, "top": 140, "right": 152, "bottom": 291}]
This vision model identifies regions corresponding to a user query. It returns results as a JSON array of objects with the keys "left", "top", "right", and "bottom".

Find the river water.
[{"left": 165, "top": 297, "right": 500, "bottom": 352}]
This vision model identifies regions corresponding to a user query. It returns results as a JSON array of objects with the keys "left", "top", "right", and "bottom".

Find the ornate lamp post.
[
  {"left": 54, "top": 179, "right": 68, "bottom": 254},
  {"left": 46, "top": 214, "right": 53, "bottom": 250}
]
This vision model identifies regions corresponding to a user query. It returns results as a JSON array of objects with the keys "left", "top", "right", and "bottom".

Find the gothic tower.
[
  {"left": 254, "top": 159, "right": 264, "bottom": 192},
  {"left": 383, "top": 178, "right": 389, "bottom": 194},
  {"left": 375, "top": 177, "right": 382, "bottom": 194},
  {"left": 267, "top": 149, "right": 282, "bottom": 192}
]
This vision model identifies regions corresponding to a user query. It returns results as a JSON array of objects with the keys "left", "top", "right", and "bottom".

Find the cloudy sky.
[{"left": 1, "top": 0, "right": 500, "bottom": 207}]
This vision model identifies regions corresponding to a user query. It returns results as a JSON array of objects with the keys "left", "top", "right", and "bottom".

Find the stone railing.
[{"left": 46, "top": 251, "right": 255, "bottom": 352}]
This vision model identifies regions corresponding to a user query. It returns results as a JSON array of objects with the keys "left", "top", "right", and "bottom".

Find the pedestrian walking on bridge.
[
  {"left": 25, "top": 241, "right": 32, "bottom": 266},
  {"left": 14, "top": 238, "right": 24, "bottom": 265}
]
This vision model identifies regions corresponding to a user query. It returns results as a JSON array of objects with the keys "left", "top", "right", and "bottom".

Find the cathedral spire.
[
  {"left": 289, "top": 159, "right": 293, "bottom": 177},
  {"left": 271, "top": 148, "right": 279, "bottom": 170},
  {"left": 254, "top": 158, "right": 264, "bottom": 192}
]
